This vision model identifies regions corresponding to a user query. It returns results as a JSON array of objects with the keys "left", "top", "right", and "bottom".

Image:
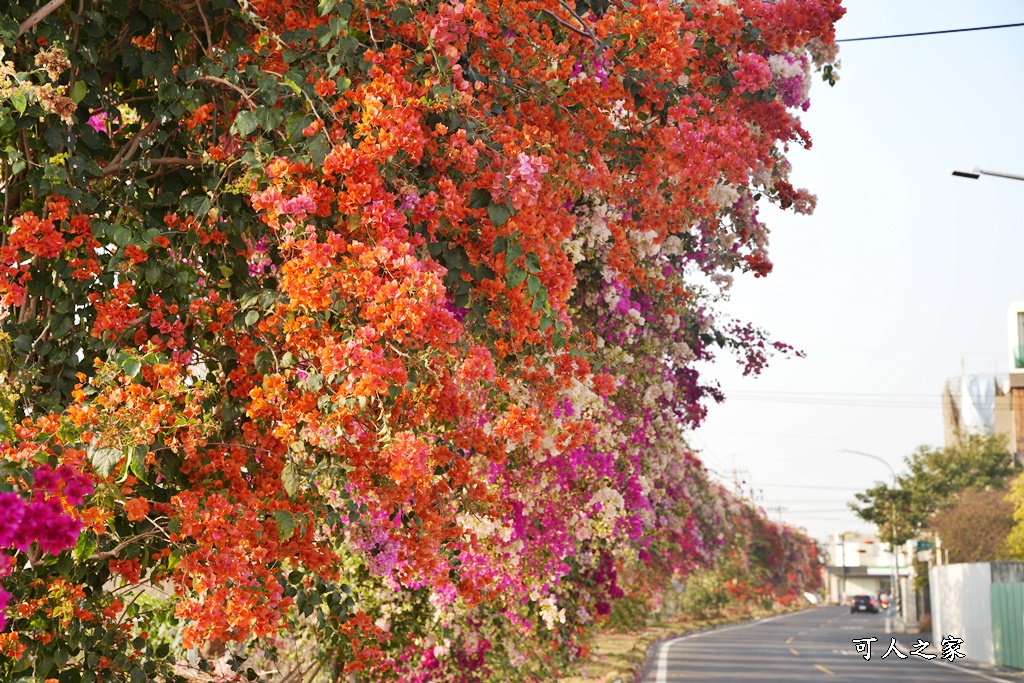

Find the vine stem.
[
  {"left": 90, "top": 528, "right": 163, "bottom": 561},
  {"left": 18, "top": 0, "right": 66, "bottom": 37},
  {"left": 102, "top": 156, "right": 207, "bottom": 177}
]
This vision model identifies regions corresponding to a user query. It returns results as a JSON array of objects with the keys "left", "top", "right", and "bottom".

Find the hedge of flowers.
[{"left": 0, "top": 0, "right": 840, "bottom": 679}]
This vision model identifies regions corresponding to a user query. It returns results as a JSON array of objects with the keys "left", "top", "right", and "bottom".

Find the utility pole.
[
  {"left": 840, "top": 532, "right": 848, "bottom": 605},
  {"left": 840, "top": 449, "right": 902, "bottom": 624},
  {"left": 730, "top": 467, "right": 750, "bottom": 500}
]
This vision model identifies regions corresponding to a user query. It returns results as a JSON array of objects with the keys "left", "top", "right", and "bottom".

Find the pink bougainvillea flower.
[
  {"left": 86, "top": 110, "right": 109, "bottom": 134},
  {"left": 0, "top": 494, "right": 25, "bottom": 547}
]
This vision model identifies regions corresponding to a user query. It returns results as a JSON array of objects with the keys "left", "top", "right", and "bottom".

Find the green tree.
[{"left": 850, "top": 434, "right": 1015, "bottom": 545}]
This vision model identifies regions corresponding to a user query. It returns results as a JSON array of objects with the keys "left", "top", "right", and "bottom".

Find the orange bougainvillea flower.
[
  {"left": 123, "top": 497, "right": 149, "bottom": 522},
  {"left": 0, "top": 633, "right": 26, "bottom": 660}
]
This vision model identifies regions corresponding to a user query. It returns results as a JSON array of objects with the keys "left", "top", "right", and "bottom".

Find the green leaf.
[
  {"left": 50, "top": 315, "right": 72, "bottom": 338},
  {"left": 527, "top": 275, "right": 541, "bottom": 297},
  {"left": 232, "top": 110, "right": 258, "bottom": 136},
  {"left": 507, "top": 265, "right": 528, "bottom": 289},
  {"left": 504, "top": 242, "right": 523, "bottom": 269},
  {"left": 282, "top": 77, "right": 304, "bottom": 96},
  {"left": 254, "top": 349, "right": 275, "bottom": 374},
  {"left": 274, "top": 510, "right": 297, "bottom": 541},
  {"left": 117, "top": 447, "right": 135, "bottom": 483},
  {"left": 11, "top": 92, "right": 27, "bottom": 114},
  {"left": 281, "top": 352, "right": 297, "bottom": 368},
  {"left": 218, "top": 264, "right": 234, "bottom": 278},
  {"left": 255, "top": 106, "right": 285, "bottom": 130},
  {"left": 525, "top": 252, "right": 541, "bottom": 273},
  {"left": 246, "top": 294, "right": 267, "bottom": 313},
  {"left": 191, "top": 195, "right": 211, "bottom": 217},
  {"left": 391, "top": 4, "right": 413, "bottom": 23},
  {"left": 112, "top": 226, "right": 132, "bottom": 247},
  {"left": 308, "top": 134, "right": 330, "bottom": 165},
  {"left": 257, "top": 76, "right": 278, "bottom": 95},
  {"left": 13, "top": 334, "right": 32, "bottom": 354},
  {"left": 318, "top": 0, "right": 338, "bottom": 14},
  {"left": 158, "top": 81, "right": 179, "bottom": 101},
  {"left": 145, "top": 265, "right": 161, "bottom": 284},
  {"left": 302, "top": 373, "right": 323, "bottom": 392},
  {"left": 73, "top": 532, "right": 96, "bottom": 562},
  {"left": 129, "top": 446, "right": 148, "bottom": 483},
  {"left": 89, "top": 446, "right": 122, "bottom": 478},
  {"left": 532, "top": 288, "right": 549, "bottom": 313},
  {"left": 130, "top": 666, "right": 146, "bottom": 683},
  {"left": 487, "top": 202, "right": 512, "bottom": 227},
  {"left": 468, "top": 188, "right": 491, "bottom": 209},
  {"left": 281, "top": 461, "right": 298, "bottom": 497},
  {"left": 70, "top": 80, "right": 87, "bottom": 103},
  {"left": 244, "top": 310, "right": 259, "bottom": 327},
  {"left": 122, "top": 358, "right": 141, "bottom": 378}
]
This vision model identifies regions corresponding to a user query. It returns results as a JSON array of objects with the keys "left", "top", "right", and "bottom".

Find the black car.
[{"left": 850, "top": 594, "right": 879, "bottom": 614}]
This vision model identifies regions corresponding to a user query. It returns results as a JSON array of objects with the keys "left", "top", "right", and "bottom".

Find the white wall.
[{"left": 930, "top": 563, "right": 994, "bottom": 664}]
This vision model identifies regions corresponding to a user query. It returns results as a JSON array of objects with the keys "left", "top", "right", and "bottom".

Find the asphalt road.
[{"left": 643, "top": 605, "right": 1023, "bottom": 682}]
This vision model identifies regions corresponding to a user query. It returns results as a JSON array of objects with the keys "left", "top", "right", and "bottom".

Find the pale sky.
[{"left": 692, "top": 0, "right": 1024, "bottom": 544}]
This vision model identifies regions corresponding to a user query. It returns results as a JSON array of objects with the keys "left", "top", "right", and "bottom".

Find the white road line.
[{"left": 653, "top": 609, "right": 817, "bottom": 683}]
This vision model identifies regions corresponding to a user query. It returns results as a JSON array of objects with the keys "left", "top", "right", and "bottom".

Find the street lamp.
[
  {"left": 840, "top": 449, "right": 902, "bottom": 622},
  {"left": 951, "top": 167, "right": 1024, "bottom": 182}
]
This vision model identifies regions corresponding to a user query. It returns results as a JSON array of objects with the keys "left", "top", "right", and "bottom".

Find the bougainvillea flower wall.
[{"left": 0, "top": 0, "right": 841, "bottom": 679}]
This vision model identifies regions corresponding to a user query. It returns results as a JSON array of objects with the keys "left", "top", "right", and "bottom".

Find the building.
[
  {"left": 941, "top": 302, "right": 1024, "bottom": 461},
  {"left": 941, "top": 373, "right": 1013, "bottom": 450},
  {"left": 825, "top": 531, "right": 911, "bottom": 604},
  {"left": 1010, "top": 301, "right": 1024, "bottom": 459}
]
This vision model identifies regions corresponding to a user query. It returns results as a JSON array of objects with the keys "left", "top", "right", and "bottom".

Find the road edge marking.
[
  {"left": 654, "top": 608, "right": 818, "bottom": 683},
  {"left": 790, "top": 648, "right": 800, "bottom": 656},
  {"left": 814, "top": 664, "right": 835, "bottom": 676}
]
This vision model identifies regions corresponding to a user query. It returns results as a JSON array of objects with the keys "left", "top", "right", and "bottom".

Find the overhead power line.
[
  {"left": 838, "top": 21, "right": 1024, "bottom": 43},
  {"left": 725, "top": 396, "right": 940, "bottom": 409},
  {"left": 749, "top": 483, "right": 862, "bottom": 491},
  {"left": 707, "top": 432, "right": 912, "bottom": 442},
  {"left": 729, "top": 389, "right": 937, "bottom": 401},
  {"left": 760, "top": 500, "right": 854, "bottom": 505}
]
